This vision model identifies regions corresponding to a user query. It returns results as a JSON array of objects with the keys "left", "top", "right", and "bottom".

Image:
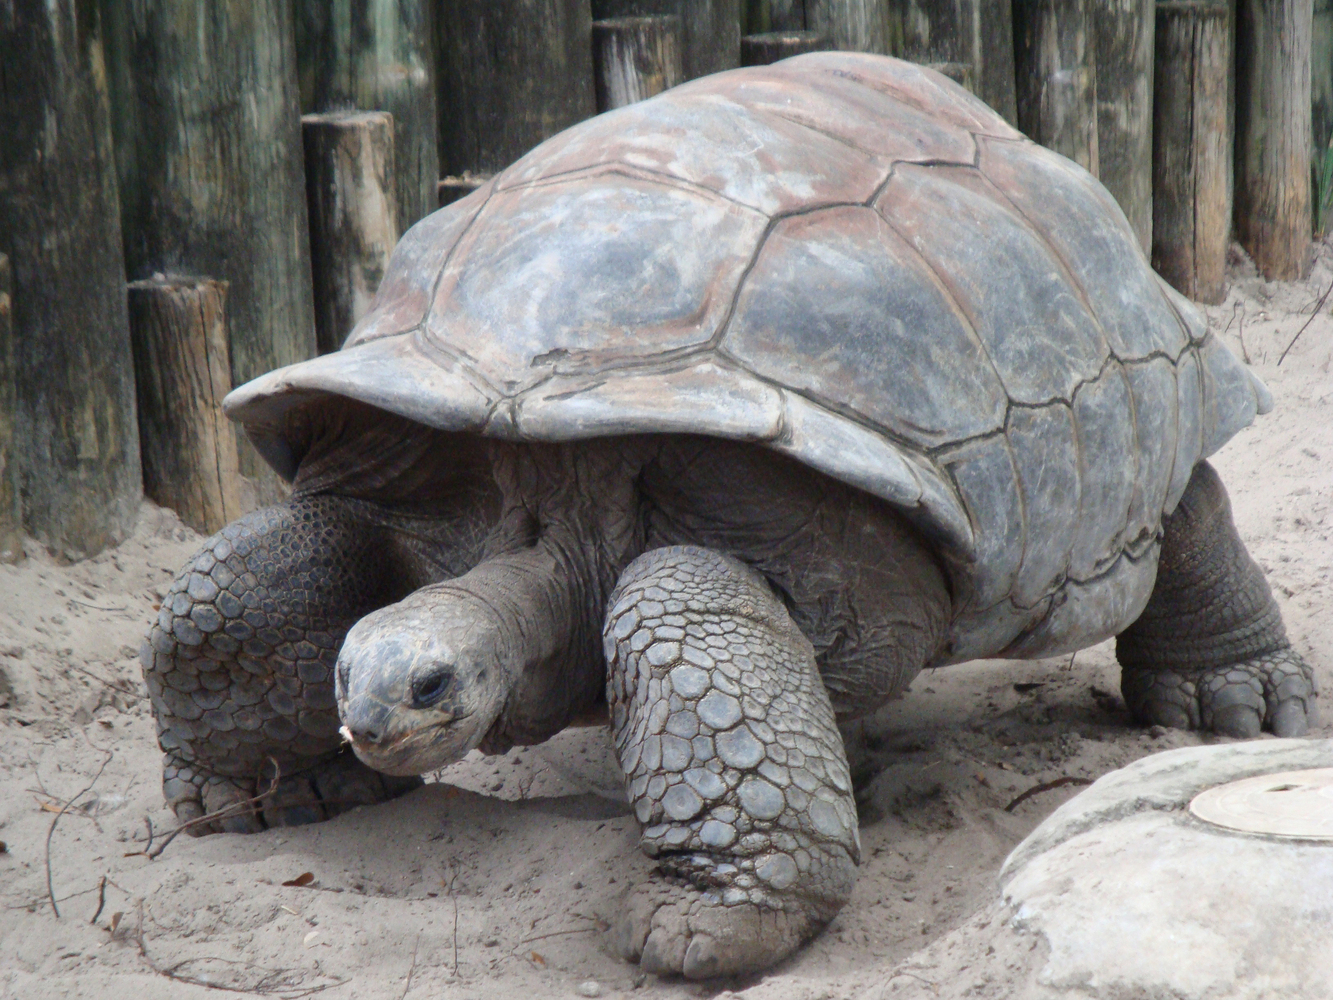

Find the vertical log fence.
[
  {"left": 1153, "top": 1, "right": 1231, "bottom": 304},
  {"left": 593, "top": 0, "right": 740, "bottom": 79},
  {"left": 0, "top": 255, "right": 19, "bottom": 564},
  {"left": 1094, "top": 0, "right": 1155, "bottom": 253},
  {"left": 1013, "top": 0, "right": 1100, "bottom": 176},
  {"left": 892, "top": 0, "right": 1018, "bottom": 123},
  {"left": 101, "top": 0, "right": 317, "bottom": 504},
  {"left": 0, "top": 1, "right": 142, "bottom": 562},
  {"left": 740, "top": 30, "right": 831, "bottom": 64},
  {"left": 1234, "top": 0, "right": 1314, "bottom": 280}
]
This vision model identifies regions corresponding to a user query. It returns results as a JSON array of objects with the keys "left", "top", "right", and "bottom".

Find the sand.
[{"left": 1, "top": 249, "right": 1329, "bottom": 1000}]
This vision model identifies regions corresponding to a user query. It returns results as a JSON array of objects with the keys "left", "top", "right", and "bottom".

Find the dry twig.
[
  {"left": 400, "top": 933, "right": 421, "bottom": 1000},
  {"left": 46, "top": 747, "right": 113, "bottom": 917},
  {"left": 1280, "top": 266, "right": 1333, "bottom": 365},
  {"left": 1004, "top": 776, "right": 1092, "bottom": 812},
  {"left": 126, "top": 760, "right": 281, "bottom": 860}
]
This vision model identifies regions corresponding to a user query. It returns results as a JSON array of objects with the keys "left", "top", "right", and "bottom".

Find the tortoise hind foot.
[
  {"left": 1123, "top": 648, "right": 1319, "bottom": 739},
  {"left": 162, "top": 750, "right": 422, "bottom": 836}
]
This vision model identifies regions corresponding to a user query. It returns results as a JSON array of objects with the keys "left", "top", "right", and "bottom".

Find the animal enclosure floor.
[{"left": 2, "top": 251, "right": 1330, "bottom": 1000}]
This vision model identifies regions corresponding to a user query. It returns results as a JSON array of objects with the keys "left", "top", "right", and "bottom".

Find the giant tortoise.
[{"left": 141, "top": 52, "right": 1317, "bottom": 978}]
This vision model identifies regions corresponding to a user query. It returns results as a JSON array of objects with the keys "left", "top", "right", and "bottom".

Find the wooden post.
[
  {"left": 806, "top": 0, "right": 889, "bottom": 52},
  {"left": 1153, "top": 2, "right": 1232, "bottom": 304},
  {"left": 101, "top": 0, "right": 317, "bottom": 503},
  {"left": 741, "top": 30, "right": 831, "bottom": 65},
  {"left": 128, "top": 278, "right": 242, "bottom": 536},
  {"left": 593, "top": 16, "right": 684, "bottom": 111},
  {"left": 892, "top": 0, "right": 1018, "bottom": 123},
  {"left": 293, "top": 0, "right": 439, "bottom": 234},
  {"left": 437, "top": 0, "right": 596, "bottom": 176},
  {"left": 0, "top": 255, "right": 19, "bottom": 564},
  {"left": 1315, "top": 0, "right": 1333, "bottom": 233},
  {"left": 302, "top": 112, "right": 399, "bottom": 355},
  {"left": 1234, "top": 0, "right": 1314, "bottom": 279},
  {"left": 1013, "top": 0, "right": 1099, "bottom": 175},
  {"left": 743, "top": 0, "right": 806, "bottom": 32},
  {"left": 1094, "top": 0, "right": 1155, "bottom": 252},
  {"left": 0, "top": 2, "right": 143, "bottom": 562},
  {"left": 592, "top": 1, "right": 741, "bottom": 79}
]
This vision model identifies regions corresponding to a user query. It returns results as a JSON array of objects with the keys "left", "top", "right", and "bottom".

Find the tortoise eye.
[{"left": 411, "top": 668, "right": 454, "bottom": 708}]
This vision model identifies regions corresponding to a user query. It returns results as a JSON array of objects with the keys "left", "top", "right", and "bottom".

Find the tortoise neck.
[{"left": 471, "top": 439, "right": 650, "bottom": 749}]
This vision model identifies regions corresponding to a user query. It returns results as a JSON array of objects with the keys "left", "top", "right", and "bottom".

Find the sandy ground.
[{"left": 1, "top": 249, "right": 1330, "bottom": 1000}]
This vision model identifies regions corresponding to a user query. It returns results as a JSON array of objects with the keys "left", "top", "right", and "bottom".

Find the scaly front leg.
[{"left": 605, "top": 546, "right": 859, "bottom": 979}]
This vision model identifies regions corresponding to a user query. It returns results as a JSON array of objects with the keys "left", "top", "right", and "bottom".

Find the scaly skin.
[
  {"left": 1118, "top": 462, "right": 1318, "bottom": 737},
  {"left": 604, "top": 546, "right": 860, "bottom": 979}
]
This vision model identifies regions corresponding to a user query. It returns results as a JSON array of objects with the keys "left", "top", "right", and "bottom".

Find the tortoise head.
[{"left": 335, "top": 585, "right": 508, "bottom": 776}]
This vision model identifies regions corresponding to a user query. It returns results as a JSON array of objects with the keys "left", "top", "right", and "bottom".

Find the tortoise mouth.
[{"left": 339, "top": 714, "right": 475, "bottom": 776}]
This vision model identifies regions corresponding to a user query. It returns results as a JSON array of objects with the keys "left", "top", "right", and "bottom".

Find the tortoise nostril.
[{"left": 349, "top": 725, "right": 382, "bottom": 745}]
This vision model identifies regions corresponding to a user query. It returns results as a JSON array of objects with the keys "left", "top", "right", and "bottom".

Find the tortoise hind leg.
[
  {"left": 145, "top": 495, "right": 432, "bottom": 835},
  {"left": 1117, "top": 462, "right": 1318, "bottom": 738}
]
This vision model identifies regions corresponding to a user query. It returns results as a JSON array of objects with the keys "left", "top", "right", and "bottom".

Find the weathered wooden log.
[
  {"left": 1315, "top": 0, "right": 1333, "bottom": 233},
  {"left": 438, "top": 175, "right": 492, "bottom": 208},
  {"left": 1234, "top": 0, "right": 1313, "bottom": 279},
  {"left": 892, "top": 0, "right": 1017, "bottom": 123},
  {"left": 0, "top": 254, "right": 19, "bottom": 564},
  {"left": 101, "top": 0, "right": 316, "bottom": 502},
  {"left": 593, "top": 16, "right": 684, "bottom": 110},
  {"left": 592, "top": 0, "right": 741, "bottom": 79},
  {"left": 806, "top": 0, "right": 888, "bottom": 53},
  {"left": 437, "top": 0, "right": 596, "bottom": 176},
  {"left": 303, "top": 112, "right": 399, "bottom": 355},
  {"left": 294, "top": 0, "right": 439, "bottom": 233},
  {"left": 1094, "top": 0, "right": 1155, "bottom": 253},
  {"left": 743, "top": 0, "right": 806, "bottom": 32},
  {"left": 1153, "top": 2, "right": 1231, "bottom": 304},
  {"left": 128, "top": 278, "right": 242, "bottom": 536},
  {"left": 0, "top": 2, "right": 142, "bottom": 562},
  {"left": 1013, "top": 0, "right": 1099, "bottom": 175},
  {"left": 741, "top": 30, "right": 831, "bottom": 65}
]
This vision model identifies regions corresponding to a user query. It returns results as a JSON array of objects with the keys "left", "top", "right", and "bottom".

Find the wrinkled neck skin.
[{"left": 337, "top": 438, "right": 646, "bottom": 775}]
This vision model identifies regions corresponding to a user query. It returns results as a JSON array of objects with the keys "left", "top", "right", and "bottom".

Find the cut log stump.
[
  {"left": 128, "top": 277, "right": 241, "bottom": 537},
  {"left": 593, "top": 0, "right": 741, "bottom": 79},
  {"left": 1235, "top": 0, "right": 1314, "bottom": 279},
  {"left": 740, "top": 30, "right": 830, "bottom": 65},
  {"left": 1013, "top": 0, "right": 1099, "bottom": 175},
  {"left": 302, "top": 111, "right": 399, "bottom": 355},
  {"left": 1153, "top": 2, "right": 1231, "bottom": 305},
  {"left": 807, "top": 0, "right": 888, "bottom": 53},
  {"left": 593, "top": 15, "right": 684, "bottom": 110}
]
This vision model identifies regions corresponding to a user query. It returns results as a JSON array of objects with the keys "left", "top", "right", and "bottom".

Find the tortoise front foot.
[
  {"left": 1123, "top": 648, "right": 1319, "bottom": 739},
  {"left": 162, "top": 750, "right": 421, "bottom": 836},
  {"left": 604, "top": 546, "right": 859, "bottom": 979}
]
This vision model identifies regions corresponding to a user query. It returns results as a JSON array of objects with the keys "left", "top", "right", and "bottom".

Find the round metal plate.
[{"left": 1189, "top": 768, "right": 1333, "bottom": 841}]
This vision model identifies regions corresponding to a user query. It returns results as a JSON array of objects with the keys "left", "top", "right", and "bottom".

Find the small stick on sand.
[{"left": 46, "top": 748, "right": 113, "bottom": 917}]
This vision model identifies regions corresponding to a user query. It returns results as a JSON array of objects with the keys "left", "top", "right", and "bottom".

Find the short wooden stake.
[
  {"left": 1234, "top": 0, "right": 1314, "bottom": 280},
  {"left": 1013, "top": 0, "right": 1099, "bottom": 175},
  {"left": 0, "top": 254, "right": 20, "bottom": 564},
  {"left": 740, "top": 30, "right": 830, "bottom": 65},
  {"left": 128, "top": 278, "right": 241, "bottom": 536},
  {"left": 593, "top": 16, "right": 684, "bottom": 111},
  {"left": 302, "top": 111, "right": 399, "bottom": 355},
  {"left": 806, "top": 0, "right": 888, "bottom": 53},
  {"left": 1093, "top": 0, "right": 1155, "bottom": 253},
  {"left": 592, "top": 1, "right": 741, "bottom": 80},
  {"left": 1153, "top": 2, "right": 1231, "bottom": 305}
]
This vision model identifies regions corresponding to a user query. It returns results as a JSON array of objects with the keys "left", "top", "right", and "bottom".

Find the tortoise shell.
[{"left": 226, "top": 52, "right": 1270, "bottom": 666}]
